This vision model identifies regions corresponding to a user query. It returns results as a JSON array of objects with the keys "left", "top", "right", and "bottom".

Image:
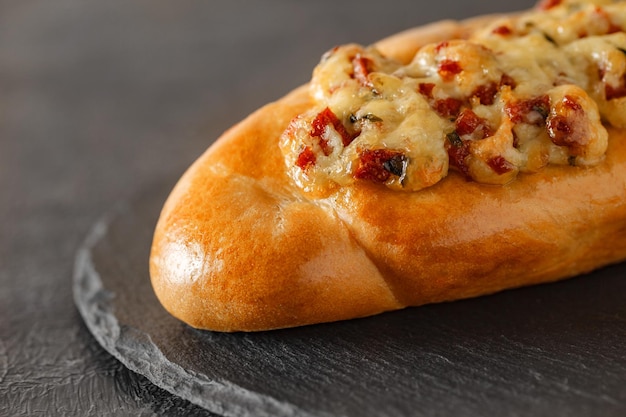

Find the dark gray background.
[{"left": 9, "top": 0, "right": 612, "bottom": 415}]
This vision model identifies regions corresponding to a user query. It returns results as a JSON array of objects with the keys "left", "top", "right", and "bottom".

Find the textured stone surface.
[
  {"left": 73, "top": 184, "right": 626, "bottom": 417},
  {"left": 3, "top": 0, "right": 626, "bottom": 415}
]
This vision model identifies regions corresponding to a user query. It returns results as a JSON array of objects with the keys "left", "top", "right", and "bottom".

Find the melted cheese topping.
[{"left": 280, "top": 0, "right": 626, "bottom": 194}]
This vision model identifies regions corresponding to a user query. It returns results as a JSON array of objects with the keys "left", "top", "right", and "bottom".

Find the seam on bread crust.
[
  {"left": 318, "top": 194, "right": 411, "bottom": 308},
  {"left": 316, "top": 196, "right": 407, "bottom": 308}
]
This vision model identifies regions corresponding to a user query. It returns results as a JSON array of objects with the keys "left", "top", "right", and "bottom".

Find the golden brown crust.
[{"left": 150, "top": 16, "right": 626, "bottom": 332}]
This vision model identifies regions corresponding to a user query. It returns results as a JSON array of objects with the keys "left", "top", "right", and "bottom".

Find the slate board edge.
[{"left": 72, "top": 204, "right": 328, "bottom": 417}]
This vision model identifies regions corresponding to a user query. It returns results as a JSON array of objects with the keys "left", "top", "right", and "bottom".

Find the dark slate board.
[{"left": 73, "top": 183, "right": 626, "bottom": 417}]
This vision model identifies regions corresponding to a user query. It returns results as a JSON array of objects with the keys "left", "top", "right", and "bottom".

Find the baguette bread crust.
[{"left": 150, "top": 17, "right": 626, "bottom": 332}]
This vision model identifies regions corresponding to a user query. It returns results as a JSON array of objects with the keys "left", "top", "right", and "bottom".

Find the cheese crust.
[
  {"left": 282, "top": 1, "right": 626, "bottom": 195},
  {"left": 150, "top": 4, "right": 626, "bottom": 332}
]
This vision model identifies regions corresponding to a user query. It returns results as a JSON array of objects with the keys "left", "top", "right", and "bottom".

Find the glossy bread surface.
[{"left": 150, "top": 16, "right": 626, "bottom": 332}]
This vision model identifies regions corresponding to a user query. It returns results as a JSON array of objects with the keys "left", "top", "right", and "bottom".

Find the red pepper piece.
[
  {"left": 354, "top": 149, "right": 406, "bottom": 183},
  {"left": 296, "top": 146, "right": 316, "bottom": 170},
  {"left": 487, "top": 155, "right": 515, "bottom": 174},
  {"left": 311, "top": 107, "right": 356, "bottom": 149},
  {"left": 438, "top": 59, "right": 463, "bottom": 81},
  {"left": 455, "top": 109, "right": 492, "bottom": 139}
]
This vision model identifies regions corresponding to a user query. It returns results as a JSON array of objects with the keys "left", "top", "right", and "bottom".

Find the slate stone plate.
[{"left": 73, "top": 182, "right": 626, "bottom": 417}]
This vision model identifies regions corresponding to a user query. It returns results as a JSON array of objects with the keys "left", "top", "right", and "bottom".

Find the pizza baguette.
[{"left": 150, "top": 0, "right": 626, "bottom": 332}]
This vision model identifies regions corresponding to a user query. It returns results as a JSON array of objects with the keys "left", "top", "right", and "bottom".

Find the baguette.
[{"left": 150, "top": 1, "right": 626, "bottom": 332}]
